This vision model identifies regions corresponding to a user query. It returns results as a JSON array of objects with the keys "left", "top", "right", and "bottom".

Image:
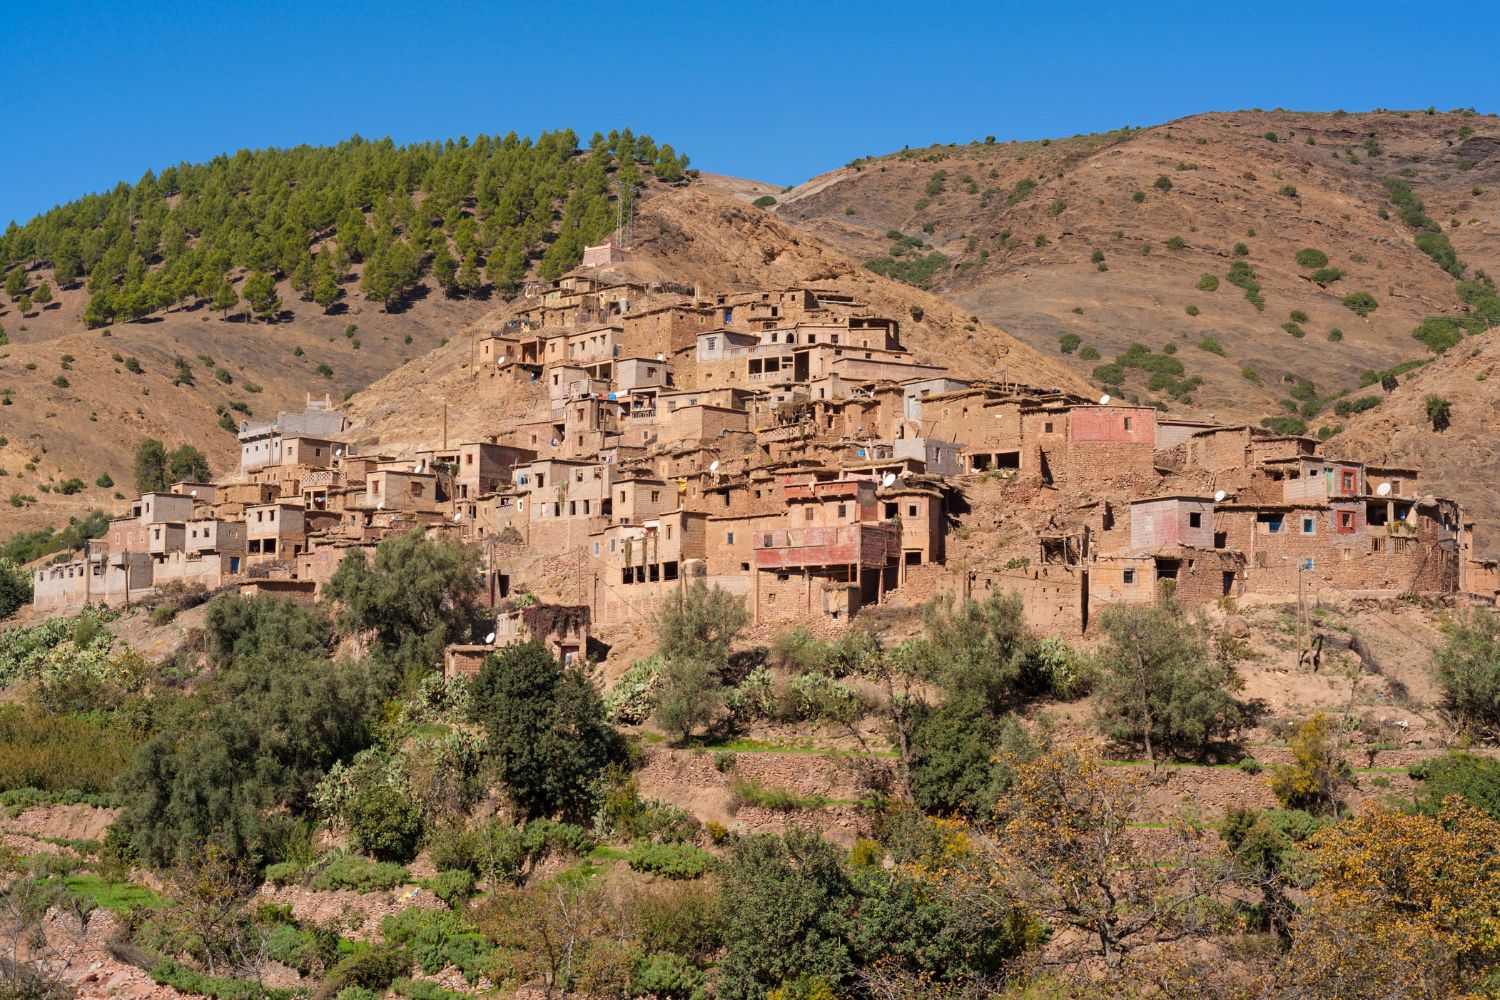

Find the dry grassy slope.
[
  {"left": 776, "top": 110, "right": 1500, "bottom": 425},
  {"left": 345, "top": 185, "right": 1091, "bottom": 454},
  {"left": 1338, "top": 328, "right": 1500, "bottom": 558},
  {"left": 0, "top": 271, "right": 490, "bottom": 539}
]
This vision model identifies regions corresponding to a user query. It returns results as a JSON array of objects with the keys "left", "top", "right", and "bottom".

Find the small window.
[
  {"left": 805, "top": 507, "right": 814, "bottom": 521},
  {"left": 1302, "top": 517, "right": 1316, "bottom": 535},
  {"left": 1188, "top": 512, "right": 1202, "bottom": 528},
  {"left": 907, "top": 504, "right": 918, "bottom": 517},
  {"left": 727, "top": 531, "right": 735, "bottom": 545},
  {"left": 1123, "top": 417, "right": 1133, "bottom": 431},
  {"left": 1338, "top": 511, "right": 1356, "bottom": 533},
  {"left": 1044, "top": 421, "right": 1054, "bottom": 433},
  {"left": 837, "top": 504, "right": 848, "bottom": 519},
  {"left": 1123, "top": 569, "right": 1136, "bottom": 584}
]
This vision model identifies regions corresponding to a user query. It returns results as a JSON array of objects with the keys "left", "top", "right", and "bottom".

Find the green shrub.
[
  {"left": 1426, "top": 395, "right": 1452, "bottom": 431},
  {"left": 1327, "top": 328, "right": 1344, "bottom": 342},
  {"left": 1197, "top": 274, "right": 1219, "bottom": 292},
  {"left": 1233, "top": 242, "right": 1249, "bottom": 257},
  {"left": 1333, "top": 395, "right": 1381, "bottom": 417},
  {"left": 151, "top": 961, "right": 301, "bottom": 1000},
  {"left": 1166, "top": 235, "right": 1186, "bottom": 250},
  {"left": 627, "top": 841, "right": 714, "bottom": 879},
  {"left": 1311, "top": 267, "right": 1343, "bottom": 284},
  {"left": 1079, "top": 346, "right": 1100, "bottom": 361},
  {"left": 1197, "top": 336, "right": 1225, "bottom": 356},
  {"left": 1341, "top": 292, "right": 1378, "bottom": 317},
  {"left": 1131, "top": 190, "right": 1145, "bottom": 203},
  {"left": 1092, "top": 363, "right": 1125, "bottom": 385},
  {"left": 1294, "top": 248, "right": 1329, "bottom": 269},
  {"left": 863, "top": 252, "right": 949, "bottom": 289},
  {"left": 325, "top": 947, "right": 413, "bottom": 994},
  {"left": 426, "top": 869, "right": 475, "bottom": 907},
  {"left": 123, "top": 357, "right": 143, "bottom": 375},
  {"left": 309, "top": 854, "right": 410, "bottom": 893},
  {"left": 95, "top": 473, "right": 114, "bottom": 489},
  {"left": 751, "top": 196, "right": 777, "bottom": 208},
  {"left": 1282, "top": 322, "right": 1305, "bottom": 338},
  {"left": 729, "top": 777, "right": 827, "bottom": 811},
  {"left": 1154, "top": 175, "right": 1173, "bottom": 192},
  {"left": 344, "top": 785, "right": 424, "bottom": 863},
  {"left": 1259, "top": 416, "right": 1308, "bottom": 435},
  {"left": 1409, "top": 752, "right": 1500, "bottom": 820},
  {"left": 393, "top": 979, "right": 466, "bottom": 1000},
  {"left": 1185, "top": 304, "right": 1200, "bottom": 316},
  {"left": 1058, "top": 334, "right": 1081, "bottom": 354}
]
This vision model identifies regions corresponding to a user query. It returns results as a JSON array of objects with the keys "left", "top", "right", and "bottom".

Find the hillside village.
[{"left": 28, "top": 244, "right": 1500, "bottom": 657}]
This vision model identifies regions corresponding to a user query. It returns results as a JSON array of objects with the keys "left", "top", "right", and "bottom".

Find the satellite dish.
[
  {"left": 190, "top": 490, "right": 198, "bottom": 498},
  {"left": 453, "top": 511, "right": 463, "bottom": 522},
  {"left": 882, "top": 473, "right": 897, "bottom": 488},
  {"left": 656, "top": 353, "right": 666, "bottom": 361},
  {"left": 334, "top": 447, "right": 342, "bottom": 457},
  {"left": 709, "top": 460, "right": 720, "bottom": 473},
  {"left": 414, "top": 462, "right": 423, "bottom": 473},
  {"left": 498, "top": 356, "right": 507, "bottom": 366},
  {"left": 1098, "top": 394, "right": 1111, "bottom": 405},
  {"left": 376, "top": 501, "right": 385, "bottom": 510},
  {"left": 1213, "top": 489, "right": 1226, "bottom": 503},
  {"left": 484, "top": 632, "right": 496, "bottom": 645},
  {"left": 1376, "top": 482, "right": 1392, "bottom": 496}
]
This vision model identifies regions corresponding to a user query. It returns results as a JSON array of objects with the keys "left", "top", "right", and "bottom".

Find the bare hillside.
[
  {"left": 776, "top": 109, "right": 1500, "bottom": 427},
  {"left": 0, "top": 270, "right": 489, "bottom": 538}
]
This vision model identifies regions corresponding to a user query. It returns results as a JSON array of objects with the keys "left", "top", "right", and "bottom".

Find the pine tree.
[
  {"left": 242, "top": 271, "right": 281, "bottom": 321},
  {"left": 4, "top": 268, "right": 26, "bottom": 301},
  {"left": 311, "top": 255, "right": 341, "bottom": 311},
  {"left": 210, "top": 280, "right": 239, "bottom": 319},
  {"left": 32, "top": 281, "right": 52, "bottom": 308},
  {"left": 458, "top": 250, "right": 481, "bottom": 294},
  {"left": 432, "top": 241, "right": 458, "bottom": 295}
]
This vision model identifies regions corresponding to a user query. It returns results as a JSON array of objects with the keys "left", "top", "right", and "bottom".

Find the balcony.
[{"left": 753, "top": 522, "right": 899, "bottom": 570}]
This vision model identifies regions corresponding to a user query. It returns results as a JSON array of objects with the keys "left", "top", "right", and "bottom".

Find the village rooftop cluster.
[{"left": 30, "top": 247, "right": 1500, "bottom": 663}]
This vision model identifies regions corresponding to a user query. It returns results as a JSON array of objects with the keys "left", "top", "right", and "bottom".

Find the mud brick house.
[
  {"left": 750, "top": 477, "right": 901, "bottom": 624},
  {"left": 238, "top": 396, "right": 349, "bottom": 473}
]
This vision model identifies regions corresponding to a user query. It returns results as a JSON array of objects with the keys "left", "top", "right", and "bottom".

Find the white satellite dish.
[
  {"left": 498, "top": 356, "right": 507, "bottom": 366},
  {"left": 1213, "top": 489, "right": 1226, "bottom": 503},
  {"left": 334, "top": 447, "right": 342, "bottom": 457},
  {"left": 484, "top": 632, "right": 496, "bottom": 645},
  {"left": 656, "top": 353, "right": 666, "bottom": 361},
  {"left": 882, "top": 473, "right": 897, "bottom": 488},
  {"left": 1098, "top": 394, "right": 1111, "bottom": 405},
  {"left": 709, "top": 460, "right": 720, "bottom": 473},
  {"left": 453, "top": 511, "right": 463, "bottom": 522},
  {"left": 190, "top": 490, "right": 198, "bottom": 498},
  {"left": 376, "top": 500, "right": 385, "bottom": 510},
  {"left": 1376, "top": 482, "right": 1392, "bottom": 497}
]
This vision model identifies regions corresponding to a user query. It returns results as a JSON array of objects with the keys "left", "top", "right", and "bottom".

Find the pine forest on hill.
[{"left": 0, "top": 129, "right": 692, "bottom": 326}]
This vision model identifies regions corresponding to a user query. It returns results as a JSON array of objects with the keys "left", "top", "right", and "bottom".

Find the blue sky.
[{"left": 6, "top": 0, "right": 1496, "bottom": 227}]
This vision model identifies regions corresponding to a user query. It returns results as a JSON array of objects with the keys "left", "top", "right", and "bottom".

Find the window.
[
  {"left": 763, "top": 534, "right": 774, "bottom": 547},
  {"left": 1044, "top": 421, "right": 1054, "bottom": 433},
  {"left": 651, "top": 490, "right": 660, "bottom": 503},
  {"left": 907, "top": 504, "right": 919, "bottom": 517},
  {"left": 1123, "top": 569, "right": 1136, "bottom": 584},
  {"left": 1342, "top": 470, "right": 1356, "bottom": 493},
  {"left": 1338, "top": 511, "right": 1356, "bottom": 533},
  {"left": 1123, "top": 417, "right": 1133, "bottom": 431},
  {"left": 1188, "top": 512, "right": 1202, "bottom": 528},
  {"left": 726, "top": 531, "right": 735, "bottom": 545},
  {"left": 593, "top": 542, "right": 600, "bottom": 555},
  {"left": 837, "top": 503, "right": 849, "bottom": 519},
  {"left": 1302, "top": 517, "right": 1316, "bottom": 535},
  {"left": 805, "top": 507, "right": 814, "bottom": 521}
]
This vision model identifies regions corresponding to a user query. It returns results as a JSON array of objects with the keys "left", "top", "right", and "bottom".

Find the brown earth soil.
[{"left": 776, "top": 110, "right": 1500, "bottom": 429}]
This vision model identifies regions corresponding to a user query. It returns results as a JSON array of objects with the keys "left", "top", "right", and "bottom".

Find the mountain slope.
[
  {"left": 345, "top": 185, "right": 1089, "bottom": 453},
  {"left": 776, "top": 110, "right": 1500, "bottom": 428},
  {"left": 0, "top": 130, "right": 690, "bottom": 540},
  {"left": 1338, "top": 328, "right": 1500, "bottom": 557}
]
